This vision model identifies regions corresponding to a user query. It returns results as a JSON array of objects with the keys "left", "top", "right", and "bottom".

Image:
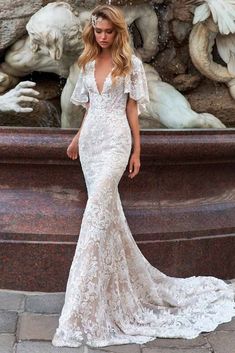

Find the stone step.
[
  {"left": 0, "top": 333, "right": 15, "bottom": 353},
  {"left": 16, "top": 313, "right": 59, "bottom": 341},
  {"left": 0, "top": 291, "right": 25, "bottom": 311},
  {"left": 0, "top": 311, "right": 18, "bottom": 333},
  {"left": 25, "top": 293, "right": 65, "bottom": 314}
]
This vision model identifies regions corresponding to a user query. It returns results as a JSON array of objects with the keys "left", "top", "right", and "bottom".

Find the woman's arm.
[
  {"left": 126, "top": 97, "right": 141, "bottom": 179},
  {"left": 67, "top": 102, "right": 90, "bottom": 160}
]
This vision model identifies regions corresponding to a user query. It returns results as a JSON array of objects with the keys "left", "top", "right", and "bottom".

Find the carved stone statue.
[
  {"left": 0, "top": 2, "right": 84, "bottom": 92},
  {"left": 190, "top": 0, "right": 235, "bottom": 100},
  {"left": 0, "top": 1, "right": 231, "bottom": 129},
  {"left": 0, "top": 81, "right": 39, "bottom": 113}
]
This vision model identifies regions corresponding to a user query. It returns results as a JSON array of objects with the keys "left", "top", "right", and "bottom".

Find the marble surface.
[{"left": 0, "top": 127, "right": 235, "bottom": 291}]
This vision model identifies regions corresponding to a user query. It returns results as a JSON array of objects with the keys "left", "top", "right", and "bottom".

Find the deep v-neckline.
[{"left": 92, "top": 59, "right": 114, "bottom": 96}]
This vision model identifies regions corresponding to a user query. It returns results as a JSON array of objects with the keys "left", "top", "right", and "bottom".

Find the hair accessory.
[{"left": 91, "top": 14, "right": 103, "bottom": 28}]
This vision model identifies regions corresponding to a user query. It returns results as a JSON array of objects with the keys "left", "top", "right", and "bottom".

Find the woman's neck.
[{"left": 98, "top": 48, "right": 112, "bottom": 58}]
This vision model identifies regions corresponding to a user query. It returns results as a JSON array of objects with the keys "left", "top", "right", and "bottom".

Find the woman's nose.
[{"left": 101, "top": 32, "right": 107, "bottom": 39}]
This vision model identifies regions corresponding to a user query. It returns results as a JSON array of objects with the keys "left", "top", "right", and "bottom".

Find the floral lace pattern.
[{"left": 52, "top": 55, "right": 235, "bottom": 348}]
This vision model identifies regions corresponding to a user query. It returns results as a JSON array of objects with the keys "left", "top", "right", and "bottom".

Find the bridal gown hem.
[{"left": 52, "top": 54, "right": 235, "bottom": 348}]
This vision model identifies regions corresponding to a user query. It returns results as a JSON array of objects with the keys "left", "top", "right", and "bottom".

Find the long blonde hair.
[{"left": 78, "top": 4, "right": 133, "bottom": 80}]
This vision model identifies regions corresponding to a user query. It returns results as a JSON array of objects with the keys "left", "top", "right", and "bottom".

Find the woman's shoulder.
[
  {"left": 78, "top": 60, "right": 93, "bottom": 76},
  {"left": 131, "top": 53, "right": 141, "bottom": 62},
  {"left": 131, "top": 54, "right": 143, "bottom": 70}
]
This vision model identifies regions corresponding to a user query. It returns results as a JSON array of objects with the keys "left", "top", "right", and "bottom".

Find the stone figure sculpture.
[
  {"left": 0, "top": 2, "right": 84, "bottom": 93},
  {"left": 190, "top": 0, "right": 235, "bottom": 101},
  {"left": 0, "top": 81, "right": 39, "bottom": 113},
  {"left": 0, "top": 1, "right": 159, "bottom": 91},
  {"left": 0, "top": 1, "right": 227, "bottom": 128},
  {"left": 143, "top": 63, "right": 225, "bottom": 128}
]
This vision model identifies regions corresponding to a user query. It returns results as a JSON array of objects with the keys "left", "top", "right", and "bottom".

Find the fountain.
[{"left": 0, "top": 0, "right": 235, "bottom": 291}]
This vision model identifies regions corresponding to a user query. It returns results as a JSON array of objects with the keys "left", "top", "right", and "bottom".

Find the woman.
[{"left": 52, "top": 4, "right": 235, "bottom": 349}]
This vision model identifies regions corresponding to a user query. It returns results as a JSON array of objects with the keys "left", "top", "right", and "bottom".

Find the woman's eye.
[{"left": 95, "top": 30, "right": 113, "bottom": 34}]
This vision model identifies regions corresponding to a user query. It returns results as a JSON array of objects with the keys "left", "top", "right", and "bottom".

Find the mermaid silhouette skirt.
[{"left": 52, "top": 55, "right": 235, "bottom": 348}]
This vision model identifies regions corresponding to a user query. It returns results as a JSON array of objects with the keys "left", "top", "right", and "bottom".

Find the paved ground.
[{"left": 0, "top": 280, "right": 235, "bottom": 353}]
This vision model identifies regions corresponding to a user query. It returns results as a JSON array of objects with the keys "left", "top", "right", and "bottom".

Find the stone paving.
[{"left": 0, "top": 280, "right": 235, "bottom": 353}]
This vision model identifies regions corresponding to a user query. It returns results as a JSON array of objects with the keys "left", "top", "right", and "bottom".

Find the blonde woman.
[{"left": 52, "top": 4, "right": 235, "bottom": 349}]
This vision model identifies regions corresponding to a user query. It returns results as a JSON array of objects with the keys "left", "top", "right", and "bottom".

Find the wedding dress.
[{"left": 52, "top": 54, "right": 235, "bottom": 348}]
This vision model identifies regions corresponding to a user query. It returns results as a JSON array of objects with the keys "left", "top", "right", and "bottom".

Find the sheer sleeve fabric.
[
  {"left": 70, "top": 69, "right": 89, "bottom": 109},
  {"left": 124, "top": 55, "right": 150, "bottom": 115}
]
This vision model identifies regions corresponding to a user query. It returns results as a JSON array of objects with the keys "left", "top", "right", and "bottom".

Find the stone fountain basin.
[{"left": 0, "top": 127, "right": 235, "bottom": 291}]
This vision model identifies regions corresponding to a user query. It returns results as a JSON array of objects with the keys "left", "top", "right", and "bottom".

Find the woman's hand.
[
  {"left": 67, "top": 136, "right": 79, "bottom": 160},
  {"left": 128, "top": 152, "right": 141, "bottom": 179}
]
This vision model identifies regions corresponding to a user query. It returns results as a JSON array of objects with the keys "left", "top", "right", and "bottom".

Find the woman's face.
[{"left": 94, "top": 17, "right": 116, "bottom": 49}]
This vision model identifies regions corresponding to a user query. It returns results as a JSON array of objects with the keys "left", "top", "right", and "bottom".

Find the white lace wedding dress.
[{"left": 52, "top": 54, "right": 235, "bottom": 348}]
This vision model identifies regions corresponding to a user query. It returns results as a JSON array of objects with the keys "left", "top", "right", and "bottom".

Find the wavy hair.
[{"left": 78, "top": 4, "right": 133, "bottom": 81}]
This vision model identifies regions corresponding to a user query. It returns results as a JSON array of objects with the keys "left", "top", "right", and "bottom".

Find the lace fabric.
[
  {"left": 70, "top": 68, "right": 89, "bottom": 109},
  {"left": 52, "top": 54, "right": 235, "bottom": 348},
  {"left": 124, "top": 58, "right": 150, "bottom": 115},
  {"left": 70, "top": 54, "right": 150, "bottom": 115}
]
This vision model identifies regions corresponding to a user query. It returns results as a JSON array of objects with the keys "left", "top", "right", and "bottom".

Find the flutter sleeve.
[
  {"left": 70, "top": 69, "right": 89, "bottom": 109},
  {"left": 124, "top": 55, "right": 150, "bottom": 115}
]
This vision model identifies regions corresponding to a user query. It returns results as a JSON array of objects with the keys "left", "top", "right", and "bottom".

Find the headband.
[{"left": 91, "top": 14, "right": 103, "bottom": 28}]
